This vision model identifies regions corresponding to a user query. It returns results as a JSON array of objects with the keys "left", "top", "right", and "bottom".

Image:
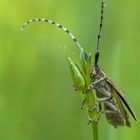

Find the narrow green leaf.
[
  {"left": 80, "top": 48, "right": 86, "bottom": 77},
  {"left": 85, "top": 53, "right": 92, "bottom": 85}
]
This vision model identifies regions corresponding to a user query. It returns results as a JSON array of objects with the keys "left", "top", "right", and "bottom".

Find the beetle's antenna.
[
  {"left": 94, "top": 0, "right": 105, "bottom": 66},
  {"left": 21, "top": 18, "right": 88, "bottom": 60}
]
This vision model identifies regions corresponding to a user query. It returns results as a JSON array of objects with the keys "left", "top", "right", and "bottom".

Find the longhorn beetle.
[
  {"left": 22, "top": 0, "right": 137, "bottom": 128},
  {"left": 82, "top": 0, "right": 137, "bottom": 128}
]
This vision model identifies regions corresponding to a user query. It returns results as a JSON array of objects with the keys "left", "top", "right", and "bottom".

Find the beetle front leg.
[
  {"left": 81, "top": 99, "right": 86, "bottom": 110},
  {"left": 83, "top": 76, "right": 107, "bottom": 93}
]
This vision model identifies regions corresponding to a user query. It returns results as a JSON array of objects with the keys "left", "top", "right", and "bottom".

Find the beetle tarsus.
[{"left": 81, "top": 99, "right": 86, "bottom": 110}]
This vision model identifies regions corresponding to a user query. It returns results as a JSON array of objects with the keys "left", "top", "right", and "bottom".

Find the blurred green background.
[{"left": 0, "top": 0, "right": 139, "bottom": 140}]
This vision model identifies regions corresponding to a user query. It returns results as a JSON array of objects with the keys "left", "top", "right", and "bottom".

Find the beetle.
[
  {"left": 21, "top": 0, "right": 137, "bottom": 128},
  {"left": 83, "top": 62, "right": 137, "bottom": 127},
  {"left": 82, "top": 0, "right": 137, "bottom": 128}
]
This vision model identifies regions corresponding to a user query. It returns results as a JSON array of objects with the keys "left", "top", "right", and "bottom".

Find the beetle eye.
[{"left": 93, "top": 70, "right": 97, "bottom": 76}]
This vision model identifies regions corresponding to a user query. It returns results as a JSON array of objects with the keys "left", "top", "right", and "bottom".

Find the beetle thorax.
[{"left": 90, "top": 65, "right": 105, "bottom": 82}]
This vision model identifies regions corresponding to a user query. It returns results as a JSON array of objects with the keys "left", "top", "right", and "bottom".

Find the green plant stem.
[
  {"left": 84, "top": 54, "right": 98, "bottom": 140},
  {"left": 92, "top": 122, "right": 98, "bottom": 140},
  {"left": 85, "top": 90, "right": 98, "bottom": 140}
]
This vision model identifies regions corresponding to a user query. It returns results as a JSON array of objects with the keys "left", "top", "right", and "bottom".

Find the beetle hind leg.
[
  {"left": 89, "top": 96, "right": 111, "bottom": 112},
  {"left": 96, "top": 109, "right": 116, "bottom": 122}
]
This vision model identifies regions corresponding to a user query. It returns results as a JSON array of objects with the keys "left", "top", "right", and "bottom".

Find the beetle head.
[{"left": 90, "top": 64, "right": 105, "bottom": 82}]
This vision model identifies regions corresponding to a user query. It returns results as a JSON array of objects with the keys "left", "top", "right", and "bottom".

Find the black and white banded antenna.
[
  {"left": 94, "top": 0, "right": 105, "bottom": 67},
  {"left": 21, "top": 18, "right": 88, "bottom": 60}
]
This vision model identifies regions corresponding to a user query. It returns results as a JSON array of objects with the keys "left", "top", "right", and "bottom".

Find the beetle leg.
[
  {"left": 87, "top": 119, "right": 93, "bottom": 125},
  {"left": 87, "top": 104, "right": 102, "bottom": 124},
  {"left": 95, "top": 109, "right": 116, "bottom": 122},
  {"left": 105, "top": 101, "right": 119, "bottom": 113},
  {"left": 87, "top": 104, "right": 116, "bottom": 124},
  {"left": 95, "top": 102, "right": 117, "bottom": 122},
  {"left": 83, "top": 77, "right": 106, "bottom": 93},
  {"left": 89, "top": 88, "right": 112, "bottom": 112},
  {"left": 94, "top": 97, "right": 120, "bottom": 122},
  {"left": 98, "top": 88, "right": 112, "bottom": 96},
  {"left": 89, "top": 96, "right": 111, "bottom": 112},
  {"left": 81, "top": 99, "right": 86, "bottom": 110}
]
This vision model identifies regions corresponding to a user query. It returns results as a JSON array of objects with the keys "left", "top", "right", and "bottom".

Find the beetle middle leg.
[
  {"left": 95, "top": 100, "right": 120, "bottom": 122},
  {"left": 89, "top": 96, "right": 111, "bottom": 112},
  {"left": 89, "top": 88, "right": 112, "bottom": 112}
]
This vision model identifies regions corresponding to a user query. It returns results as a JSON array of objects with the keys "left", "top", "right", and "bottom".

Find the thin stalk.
[
  {"left": 84, "top": 54, "right": 98, "bottom": 140},
  {"left": 92, "top": 122, "right": 98, "bottom": 140}
]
